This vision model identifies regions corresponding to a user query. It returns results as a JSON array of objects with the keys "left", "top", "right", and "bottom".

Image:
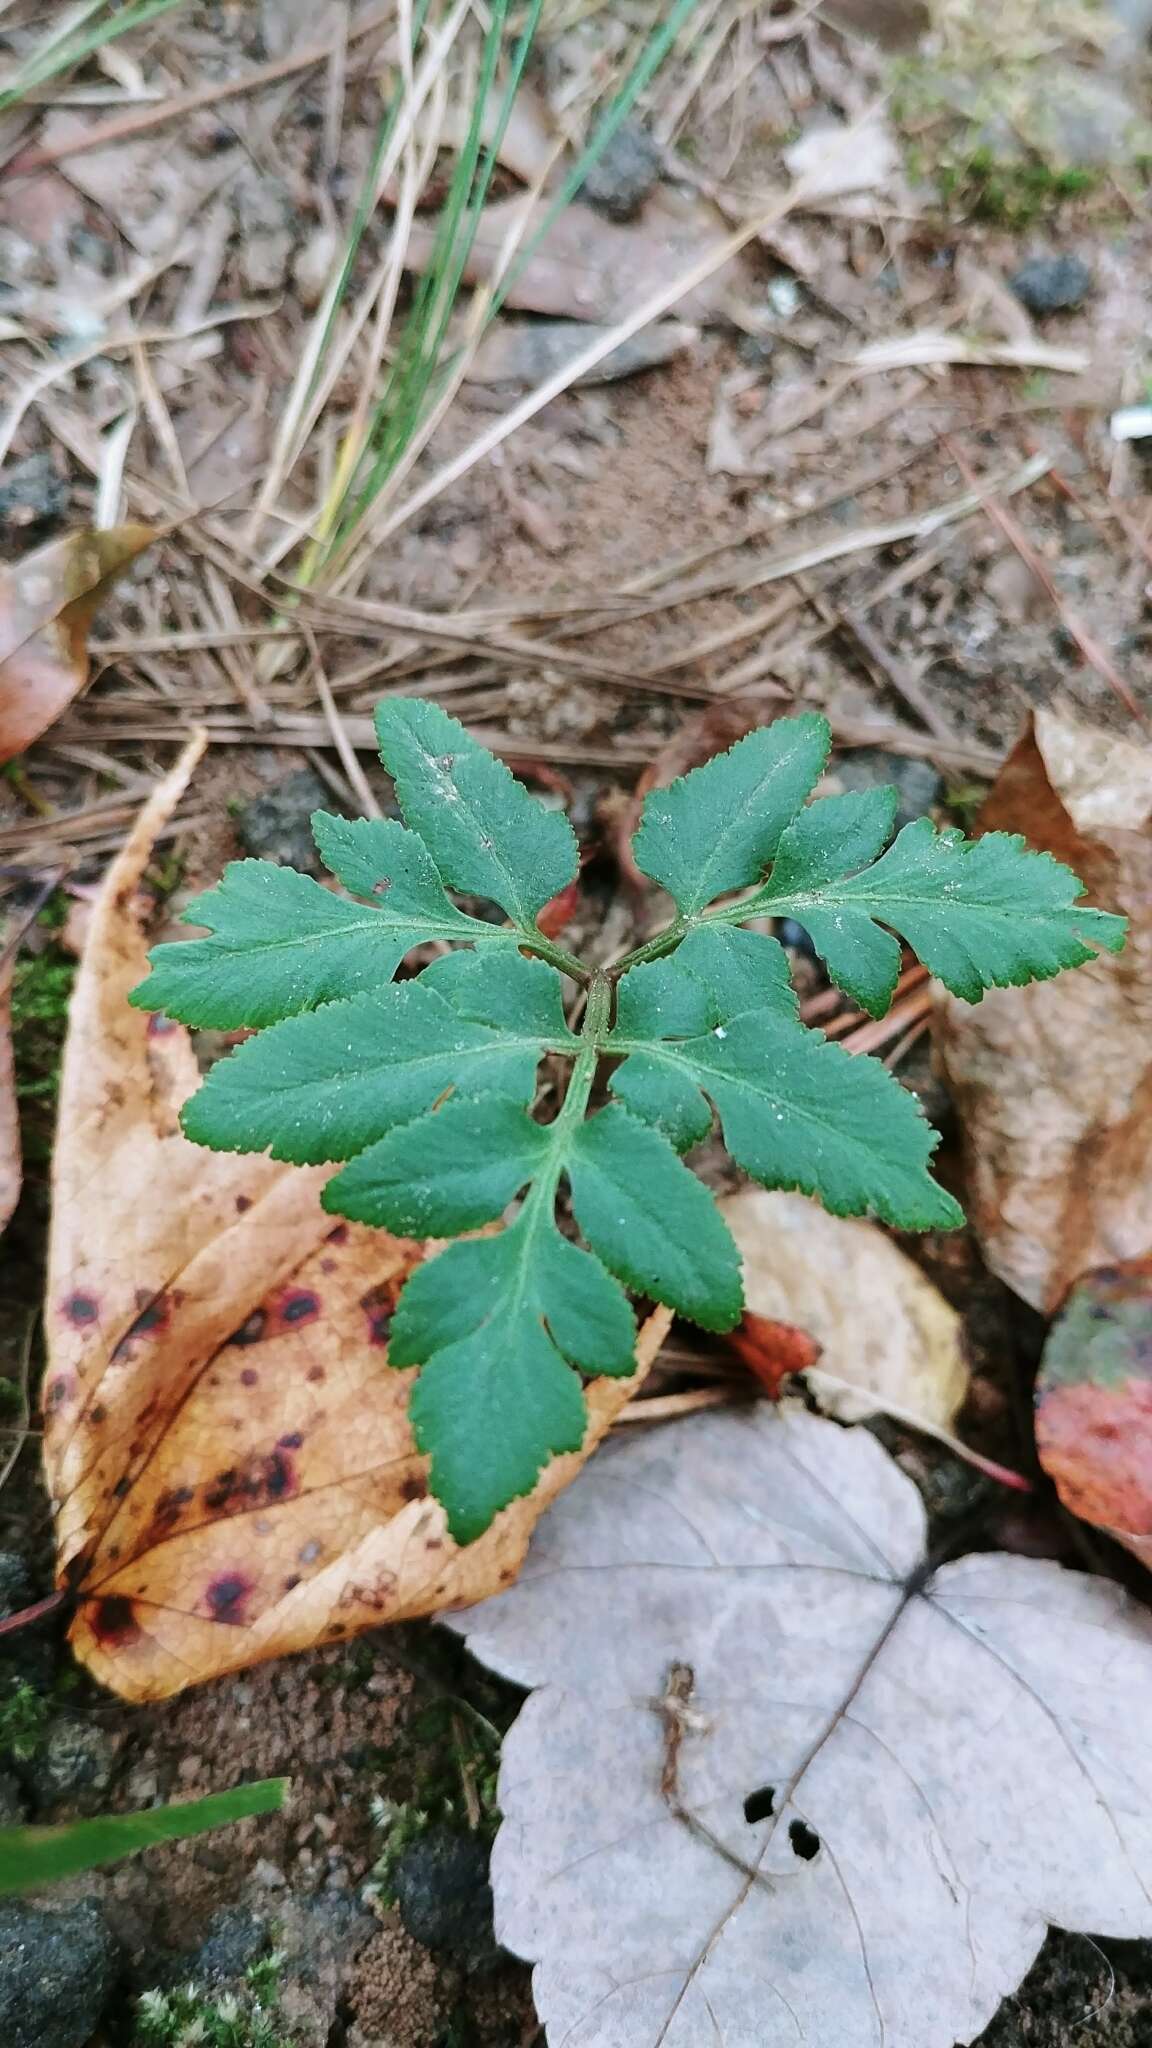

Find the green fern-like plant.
[{"left": 131, "top": 702, "right": 1125, "bottom": 1541}]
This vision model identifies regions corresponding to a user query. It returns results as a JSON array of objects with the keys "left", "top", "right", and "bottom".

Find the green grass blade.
[
  {"left": 0, "top": 1778, "right": 286, "bottom": 1894},
  {"left": 0, "top": 0, "right": 190, "bottom": 114}
]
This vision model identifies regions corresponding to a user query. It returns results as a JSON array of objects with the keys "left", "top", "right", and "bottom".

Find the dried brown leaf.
[
  {"left": 934, "top": 708, "right": 1152, "bottom": 1312},
  {"left": 720, "top": 1187, "right": 969, "bottom": 1427},
  {"left": 43, "top": 744, "right": 667, "bottom": 1702},
  {"left": 0, "top": 526, "right": 156, "bottom": 764},
  {"left": 454, "top": 1406, "right": 1152, "bottom": 2047}
]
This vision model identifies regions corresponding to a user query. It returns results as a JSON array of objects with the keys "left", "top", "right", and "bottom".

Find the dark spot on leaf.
[
  {"left": 282, "top": 1289, "right": 319, "bottom": 1325},
  {"left": 203, "top": 1446, "right": 298, "bottom": 1515},
  {"left": 743, "top": 1786, "right": 776, "bottom": 1823},
  {"left": 401, "top": 1475, "right": 427, "bottom": 1501},
  {"left": 205, "top": 1572, "right": 253, "bottom": 1626},
  {"left": 307, "top": 1365, "right": 326, "bottom": 1383},
  {"left": 241, "top": 1368, "right": 259, "bottom": 1387},
  {"left": 235, "top": 1194, "right": 252, "bottom": 1212},
  {"left": 130, "top": 1293, "right": 172, "bottom": 1337},
  {"left": 426, "top": 1538, "right": 443, "bottom": 1551},
  {"left": 112, "top": 1476, "right": 130, "bottom": 1500},
  {"left": 789, "top": 1820, "right": 819, "bottom": 1861},
  {"left": 147, "top": 1012, "right": 178, "bottom": 1036},
  {"left": 361, "top": 1284, "right": 398, "bottom": 1346},
  {"left": 265, "top": 1452, "right": 293, "bottom": 1500},
  {"left": 278, "top": 1431, "right": 303, "bottom": 1450},
  {"left": 320, "top": 1257, "right": 336, "bottom": 1274},
  {"left": 284, "top": 1574, "right": 301, "bottom": 1591},
  {"left": 63, "top": 1293, "right": 99, "bottom": 1327},
  {"left": 326, "top": 1224, "right": 348, "bottom": 1245},
  {"left": 89, "top": 1403, "right": 106, "bottom": 1425},
  {"left": 227, "top": 1309, "right": 267, "bottom": 1347},
  {"left": 45, "top": 1374, "right": 73, "bottom": 1409},
  {"left": 90, "top": 1595, "right": 140, "bottom": 1647},
  {"left": 150, "top": 1484, "right": 195, "bottom": 1533}
]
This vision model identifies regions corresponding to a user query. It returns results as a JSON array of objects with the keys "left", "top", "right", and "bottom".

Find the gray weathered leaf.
[{"left": 451, "top": 1408, "right": 1152, "bottom": 2048}]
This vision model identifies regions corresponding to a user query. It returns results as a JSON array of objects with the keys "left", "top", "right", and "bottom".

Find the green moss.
[
  {"left": 934, "top": 147, "right": 1097, "bottom": 225},
  {"left": 135, "top": 1956, "right": 292, "bottom": 2048},
  {"left": 11, "top": 902, "right": 74, "bottom": 1110},
  {"left": 0, "top": 1679, "right": 50, "bottom": 1764}
]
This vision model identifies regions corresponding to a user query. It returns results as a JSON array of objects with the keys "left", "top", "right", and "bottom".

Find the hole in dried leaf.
[
  {"left": 743, "top": 1786, "right": 776, "bottom": 1823},
  {"left": 788, "top": 1820, "right": 819, "bottom": 1861}
]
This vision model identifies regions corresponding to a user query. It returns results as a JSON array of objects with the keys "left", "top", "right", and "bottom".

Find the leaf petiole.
[
  {"left": 516, "top": 930, "right": 589, "bottom": 982},
  {"left": 525, "top": 970, "right": 611, "bottom": 1217}
]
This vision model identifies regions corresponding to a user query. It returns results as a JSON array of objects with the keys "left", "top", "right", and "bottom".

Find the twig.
[
  {"left": 943, "top": 436, "right": 1146, "bottom": 726},
  {"left": 0, "top": 1591, "right": 66, "bottom": 1638},
  {"left": 9, "top": 5, "right": 398, "bottom": 171}
]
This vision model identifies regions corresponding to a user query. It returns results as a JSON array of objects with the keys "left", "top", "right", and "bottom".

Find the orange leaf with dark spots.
[
  {"left": 1036, "top": 1256, "right": 1152, "bottom": 1569},
  {"left": 0, "top": 525, "right": 156, "bottom": 763},
  {"left": 43, "top": 740, "right": 666, "bottom": 1701}
]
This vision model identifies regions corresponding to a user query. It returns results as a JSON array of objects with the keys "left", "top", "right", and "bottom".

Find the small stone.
[
  {"left": 0, "top": 1899, "right": 119, "bottom": 2048},
  {"left": 834, "top": 749, "right": 942, "bottom": 830},
  {"left": 0, "top": 455, "right": 69, "bottom": 541},
  {"left": 182, "top": 1905, "right": 270, "bottom": 1986},
  {"left": 577, "top": 121, "right": 662, "bottom": 221},
  {"left": 1009, "top": 255, "right": 1093, "bottom": 316},
  {"left": 392, "top": 1827, "right": 501, "bottom": 1974},
  {"left": 252, "top": 1858, "right": 288, "bottom": 1889},
  {"left": 232, "top": 768, "right": 335, "bottom": 874},
  {"left": 26, "top": 1717, "right": 117, "bottom": 1810}
]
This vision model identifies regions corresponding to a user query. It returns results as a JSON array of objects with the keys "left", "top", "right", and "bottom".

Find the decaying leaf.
[
  {"left": 404, "top": 188, "right": 753, "bottom": 327},
  {"left": 0, "top": 525, "right": 156, "bottom": 764},
  {"left": 725, "top": 1308, "right": 821, "bottom": 1397},
  {"left": 454, "top": 1406, "right": 1152, "bottom": 2048},
  {"left": 43, "top": 741, "right": 668, "bottom": 1703},
  {"left": 719, "top": 1186, "right": 969, "bottom": 1427},
  {"left": 1036, "top": 1256, "right": 1152, "bottom": 1569},
  {"left": 935, "top": 708, "right": 1152, "bottom": 1312}
]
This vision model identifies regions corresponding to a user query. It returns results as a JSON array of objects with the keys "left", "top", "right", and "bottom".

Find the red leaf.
[
  {"left": 1036, "top": 1256, "right": 1152, "bottom": 1567},
  {"left": 727, "top": 1311, "right": 822, "bottom": 1399}
]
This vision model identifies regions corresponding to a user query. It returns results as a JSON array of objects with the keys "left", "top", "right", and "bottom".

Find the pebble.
[
  {"left": 834, "top": 748, "right": 942, "bottom": 830},
  {"left": 180, "top": 1905, "right": 270, "bottom": 1986},
  {"left": 1009, "top": 255, "right": 1093, "bottom": 316},
  {"left": 233, "top": 768, "right": 335, "bottom": 875},
  {"left": 392, "top": 1827, "right": 501, "bottom": 1974},
  {"left": 0, "top": 454, "right": 69, "bottom": 540},
  {"left": 252, "top": 1858, "right": 288, "bottom": 1889},
  {"left": 0, "top": 1899, "right": 119, "bottom": 2048},
  {"left": 25, "top": 1717, "right": 116, "bottom": 1811},
  {"left": 577, "top": 120, "right": 662, "bottom": 221}
]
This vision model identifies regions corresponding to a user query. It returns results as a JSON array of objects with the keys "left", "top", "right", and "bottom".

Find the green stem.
[
  {"left": 612, "top": 917, "right": 690, "bottom": 976},
  {"left": 519, "top": 930, "right": 589, "bottom": 982},
  {"left": 613, "top": 885, "right": 784, "bottom": 978},
  {"left": 523, "top": 970, "right": 609, "bottom": 1221}
]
